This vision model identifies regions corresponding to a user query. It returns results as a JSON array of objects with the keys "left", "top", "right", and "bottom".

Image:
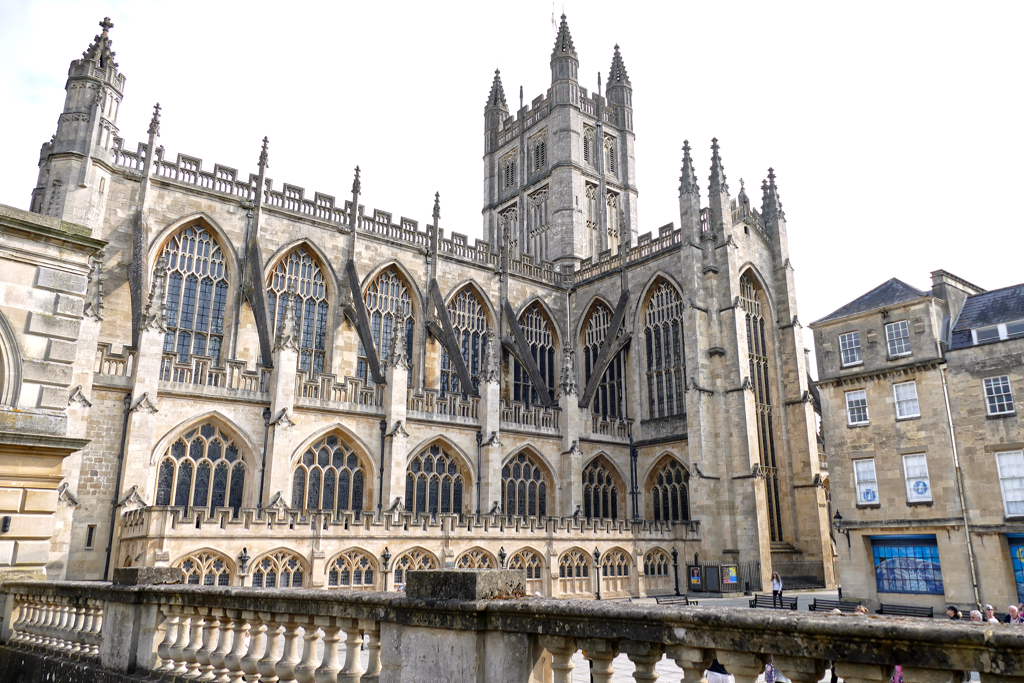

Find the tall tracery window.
[
  {"left": 155, "top": 423, "right": 246, "bottom": 515},
  {"left": 583, "top": 302, "right": 626, "bottom": 419},
  {"left": 440, "top": 289, "right": 488, "bottom": 396},
  {"left": 514, "top": 304, "right": 556, "bottom": 404},
  {"left": 741, "top": 272, "right": 783, "bottom": 542},
  {"left": 405, "top": 444, "right": 466, "bottom": 515},
  {"left": 357, "top": 268, "right": 413, "bottom": 383},
  {"left": 160, "top": 226, "right": 228, "bottom": 365},
  {"left": 328, "top": 549, "right": 376, "bottom": 589},
  {"left": 392, "top": 549, "right": 437, "bottom": 589},
  {"left": 644, "top": 282, "right": 686, "bottom": 419},
  {"left": 502, "top": 451, "right": 548, "bottom": 517},
  {"left": 582, "top": 459, "right": 619, "bottom": 520},
  {"left": 251, "top": 550, "right": 305, "bottom": 588},
  {"left": 650, "top": 459, "right": 689, "bottom": 522},
  {"left": 267, "top": 248, "right": 329, "bottom": 374},
  {"left": 291, "top": 434, "right": 365, "bottom": 514},
  {"left": 176, "top": 551, "right": 231, "bottom": 586}
]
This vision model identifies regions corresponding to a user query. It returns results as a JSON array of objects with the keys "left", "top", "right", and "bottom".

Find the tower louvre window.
[
  {"left": 502, "top": 155, "right": 517, "bottom": 189},
  {"left": 534, "top": 140, "right": 546, "bottom": 171},
  {"left": 583, "top": 128, "right": 594, "bottom": 165}
]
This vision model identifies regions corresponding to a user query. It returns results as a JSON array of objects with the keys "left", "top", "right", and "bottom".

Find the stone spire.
[
  {"left": 708, "top": 138, "right": 729, "bottom": 196},
  {"left": 679, "top": 140, "right": 698, "bottom": 198},
  {"left": 274, "top": 283, "right": 299, "bottom": 352},
  {"left": 387, "top": 312, "right": 411, "bottom": 370},
  {"left": 147, "top": 103, "right": 161, "bottom": 137},
  {"left": 608, "top": 44, "right": 630, "bottom": 87},
  {"left": 82, "top": 17, "right": 117, "bottom": 68},
  {"left": 486, "top": 69, "right": 508, "bottom": 110},
  {"left": 761, "top": 168, "right": 785, "bottom": 222},
  {"left": 558, "top": 343, "right": 578, "bottom": 396},
  {"left": 481, "top": 328, "right": 499, "bottom": 384},
  {"left": 552, "top": 14, "right": 577, "bottom": 59}
]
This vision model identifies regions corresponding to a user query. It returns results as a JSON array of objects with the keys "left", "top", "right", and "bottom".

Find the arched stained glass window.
[
  {"left": 644, "top": 549, "right": 671, "bottom": 578},
  {"left": 501, "top": 451, "right": 548, "bottom": 518},
  {"left": 250, "top": 550, "right": 305, "bottom": 589},
  {"left": 358, "top": 268, "right": 413, "bottom": 383},
  {"left": 456, "top": 548, "right": 495, "bottom": 569},
  {"left": 441, "top": 289, "right": 488, "bottom": 396},
  {"left": 327, "top": 549, "right": 376, "bottom": 589},
  {"left": 159, "top": 226, "right": 228, "bottom": 367},
  {"left": 650, "top": 459, "right": 690, "bottom": 522},
  {"left": 267, "top": 248, "right": 329, "bottom": 375},
  {"left": 582, "top": 459, "right": 619, "bottom": 520},
  {"left": 514, "top": 304, "right": 556, "bottom": 405},
  {"left": 154, "top": 423, "right": 246, "bottom": 516},
  {"left": 558, "top": 549, "right": 590, "bottom": 579},
  {"left": 405, "top": 444, "right": 466, "bottom": 516},
  {"left": 176, "top": 550, "right": 231, "bottom": 586},
  {"left": 601, "top": 548, "right": 630, "bottom": 578},
  {"left": 392, "top": 549, "right": 437, "bottom": 590},
  {"left": 582, "top": 302, "right": 626, "bottom": 419},
  {"left": 509, "top": 549, "right": 544, "bottom": 581},
  {"left": 291, "top": 434, "right": 366, "bottom": 514},
  {"left": 644, "top": 282, "right": 686, "bottom": 419}
]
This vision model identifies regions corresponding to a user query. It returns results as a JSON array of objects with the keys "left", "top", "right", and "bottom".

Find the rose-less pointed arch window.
[
  {"left": 250, "top": 550, "right": 306, "bottom": 588},
  {"left": 155, "top": 423, "right": 246, "bottom": 516},
  {"left": 582, "top": 458, "right": 619, "bottom": 520},
  {"left": 582, "top": 302, "right": 626, "bottom": 419},
  {"left": 328, "top": 549, "right": 376, "bottom": 589},
  {"left": 441, "top": 288, "right": 488, "bottom": 396},
  {"left": 650, "top": 459, "right": 690, "bottom": 522},
  {"left": 159, "top": 226, "right": 229, "bottom": 366},
  {"left": 357, "top": 268, "right": 413, "bottom": 384},
  {"left": 405, "top": 444, "right": 466, "bottom": 515},
  {"left": 267, "top": 248, "right": 329, "bottom": 375},
  {"left": 175, "top": 550, "right": 232, "bottom": 586},
  {"left": 392, "top": 549, "right": 437, "bottom": 590},
  {"left": 502, "top": 451, "right": 548, "bottom": 517},
  {"left": 291, "top": 434, "right": 366, "bottom": 514},
  {"left": 514, "top": 303, "right": 556, "bottom": 405},
  {"left": 644, "top": 281, "right": 686, "bottom": 418}
]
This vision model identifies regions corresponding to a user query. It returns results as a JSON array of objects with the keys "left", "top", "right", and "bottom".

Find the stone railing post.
[
  {"left": 258, "top": 614, "right": 284, "bottom": 683},
  {"left": 169, "top": 606, "right": 192, "bottom": 675},
  {"left": 275, "top": 617, "right": 305, "bottom": 683},
  {"left": 717, "top": 650, "right": 767, "bottom": 683},
  {"left": 239, "top": 612, "right": 266, "bottom": 682},
  {"left": 295, "top": 619, "right": 323, "bottom": 683},
  {"left": 622, "top": 641, "right": 664, "bottom": 682},
  {"left": 581, "top": 639, "right": 619, "bottom": 683},
  {"left": 833, "top": 663, "right": 895, "bottom": 683},
  {"left": 156, "top": 604, "right": 179, "bottom": 672},
  {"left": 183, "top": 607, "right": 207, "bottom": 677},
  {"left": 539, "top": 636, "right": 577, "bottom": 683},
  {"left": 359, "top": 619, "right": 382, "bottom": 683},
  {"left": 210, "top": 609, "right": 235, "bottom": 683},
  {"left": 666, "top": 645, "right": 713, "bottom": 683},
  {"left": 197, "top": 610, "right": 221, "bottom": 681},
  {"left": 773, "top": 656, "right": 827, "bottom": 683},
  {"left": 339, "top": 618, "right": 365, "bottom": 683},
  {"left": 223, "top": 610, "right": 252, "bottom": 683}
]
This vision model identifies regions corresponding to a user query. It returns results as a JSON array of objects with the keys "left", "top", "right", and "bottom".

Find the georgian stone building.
[{"left": 17, "top": 16, "right": 832, "bottom": 596}]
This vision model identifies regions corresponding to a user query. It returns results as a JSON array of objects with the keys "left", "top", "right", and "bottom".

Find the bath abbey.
[{"left": 2, "top": 15, "right": 834, "bottom": 597}]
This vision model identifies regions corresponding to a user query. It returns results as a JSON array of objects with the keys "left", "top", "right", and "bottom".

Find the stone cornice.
[{"left": 816, "top": 357, "right": 945, "bottom": 389}]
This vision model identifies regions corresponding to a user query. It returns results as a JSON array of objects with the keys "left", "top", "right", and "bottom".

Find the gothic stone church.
[{"left": 23, "top": 16, "right": 833, "bottom": 596}]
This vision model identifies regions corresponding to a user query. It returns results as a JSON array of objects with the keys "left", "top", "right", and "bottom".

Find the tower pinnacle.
[
  {"left": 147, "top": 103, "right": 161, "bottom": 137},
  {"left": 679, "top": 140, "right": 698, "bottom": 197},
  {"left": 709, "top": 138, "right": 729, "bottom": 196},
  {"left": 608, "top": 44, "right": 630, "bottom": 86},
  {"left": 552, "top": 14, "right": 577, "bottom": 58},
  {"left": 486, "top": 69, "right": 508, "bottom": 110},
  {"left": 82, "top": 17, "right": 117, "bottom": 68},
  {"left": 761, "top": 167, "right": 785, "bottom": 221}
]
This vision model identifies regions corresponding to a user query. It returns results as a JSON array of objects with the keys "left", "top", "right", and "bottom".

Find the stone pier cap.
[{"left": 4, "top": 579, "right": 1024, "bottom": 675}]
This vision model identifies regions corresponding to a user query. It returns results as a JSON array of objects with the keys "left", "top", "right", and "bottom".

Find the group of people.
[{"left": 947, "top": 603, "right": 1024, "bottom": 623}]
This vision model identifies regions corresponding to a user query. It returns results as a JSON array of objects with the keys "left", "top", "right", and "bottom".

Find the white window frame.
[
  {"left": 972, "top": 319, "right": 1024, "bottom": 345},
  {"left": 885, "top": 320, "right": 912, "bottom": 358},
  {"left": 902, "top": 453, "right": 932, "bottom": 503},
  {"left": 854, "top": 458, "right": 879, "bottom": 506},
  {"left": 846, "top": 389, "right": 869, "bottom": 426},
  {"left": 996, "top": 450, "right": 1024, "bottom": 517},
  {"left": 839, "top": 331, "right": 862, "bottom": 367},
  {"left": 894, "top": 381, "right": 920, "bottom": 419},
  {"left": 984, "top": 376, "right": 1015, "bottom": 416}
]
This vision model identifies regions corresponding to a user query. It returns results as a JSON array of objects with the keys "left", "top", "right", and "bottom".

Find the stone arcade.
[{"left": 16, "top": 16, "right": 833, "bottom": 596}]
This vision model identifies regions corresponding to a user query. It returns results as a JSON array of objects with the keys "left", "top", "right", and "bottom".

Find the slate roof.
[
  {"left": 950, "top": 283, "right": 1024, "bottom": 350},
  {"left": 812, "top": 278, "right": 929, "bottom": 325}
]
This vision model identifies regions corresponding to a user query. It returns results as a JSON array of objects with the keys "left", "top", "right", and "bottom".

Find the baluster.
[
  {"left": 86, "top": 598, "right": 103, "bottom": 657},
  {"left": 716, "top": 651, "right": 766, "bottom": 683},
  {"left": 772, "top": 656, "right": 827, "bottom": 683},
  {"left": 9, "top": 594, "right": 29, "bottom": 644},
  {"left": 623, "top": 642, "right": 664, "bottom": 682},
  {"left": 157, "top": 604, "right": 180, "bottom": 672},
  {"left": 338, "top": 620, "right": 364, "bottom": 683},
  {"left": 583, "top": 643, "right": 618, "bottom": 683},
  {"left": 540, "top": 636, "right": 576, "bottom": 683},
  {"left": 56, "top": 597, "right": 73, "bottom": 651},
  {"left": 211, "top": 610, "right": 236, "bottom": 683},
  {"left": 240, "top": 613, "right": 266, "bottom": 682},
  {"left": 184, "top": 608, "right": 208, "bottom": 677},
  {"left": 833, "top": 662, "right": 895, "bottom": 683},
  {"left": 359, "top": 620, "right": 380, "bottom": 683},
  {"left": 170, "top": 607, "right": 194, "bottom": 675},
  {"left": 79, "top": 600, "right": 96, "bottom": 658},
  {"left": 198, "top": 611, "right": 223, "bottom": 681},
  {"left": 68, "top": 601, "right": 87, "bottom": 655},
  {"left": 275, "top": 618, "right": 304, "bottom": 683},
  {"left": 295, "top": 620, "right": 322, "bottom": 683},
  {"left": 46, "top": 598, "right": 64, "bottom": 649},
  {"left": 35, "top": 597, "right": 53, "bottom": 647},
  {"left": 222, "top": 610, "right": 250, "bottom": 683},
  {"left": 257, "top": 614, "right": 284, "bottom": 683},
  {"left": 313, "top": 618, "right": 341, "bottom": 683}
]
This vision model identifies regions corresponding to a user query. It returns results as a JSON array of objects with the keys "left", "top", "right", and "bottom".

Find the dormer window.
[{"left": 973, "top": 319, "right": 1024, "bottom": 344}]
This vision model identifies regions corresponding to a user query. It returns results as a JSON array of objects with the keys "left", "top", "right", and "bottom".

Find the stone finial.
[
  {"left": 387, "top": 311, "right": 411, "bottom": 370},
  {"left": 552, "top": 13, "right": 577, "bottom": 58},
  {"left": 432, "top": 191, "right": 441, "bottom": 223},
  {"left": 258, "top": 136, "right": 269, "bottom": 169},
  {"left": 274, "top": 282, "right": 299, "bottom": 352},
  {"left": 141, "top": 256, "right": 168, "bottom": 331},
  {"left": 608, "top": 44, "right": 631, "bottom": 86},
  {"left": 520, "top": 85, "right": 524, "bottom": 110},
  {"left": 558, "top": 343, "right": 578, "bottom": 396},
  {"left": 352, "top": 165, "right": 361, "bottom": 196},
  {"left": 487, "top": 69, "right": 508, "bottom": 110},
  {"left": 82, "top": 17, "right": 118, "bottom": 69},
  {"left": 147, "top": 103, "right": 161, "bottom": 137},
  {"left": 708, "top": 138, "right": 729, "bottom": 196},
  {"left": 481, "top": 328, "right": 499, "bottom": 384},
  {"left": 679, "top": 140, "right": 699, "bottom": 198},
  {"left": 761, "top": 167, "right": 785, "bottom": 222}
]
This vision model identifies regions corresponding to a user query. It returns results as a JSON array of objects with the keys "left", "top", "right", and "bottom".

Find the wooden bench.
[
  {"left": 808, "top": 598, "right": 862, "bottom": 613},
  {"left": 876, "top": 603, "right": 934, "bottom": 618},
  {"left": 604, "top": 596, "right": 632, "bottom": 603},
  {"left": 749, "top": 593, "right": 797, "bottom": 610},
  {"left": 654, "top": 595, "right": 698, "bottom": 606}
]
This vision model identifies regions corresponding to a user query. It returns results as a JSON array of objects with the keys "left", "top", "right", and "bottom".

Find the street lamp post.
[
  {"left": 672, "top": 547, "right": 680, "bottom": 596},
  {"left": 237, "top": 547, "right": 250, "bottom": 587},
  {"left": 593, "top": 547, "right": 602, "bottom": 601},
  {"left": 498, "top": 547, "right": 507, "bottom": 568},
  {"left": 378, "top": 420, "right": 387, "bottom": 514}
]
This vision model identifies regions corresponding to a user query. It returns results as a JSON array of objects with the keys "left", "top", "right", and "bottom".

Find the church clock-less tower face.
[{"left": 482, "top": 15, "right": 638, "bottom": 270}]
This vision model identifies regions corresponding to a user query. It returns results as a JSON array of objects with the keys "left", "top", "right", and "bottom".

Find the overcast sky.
[{"left": 2, "top": 0, "right": 1022, "bottom": 369}]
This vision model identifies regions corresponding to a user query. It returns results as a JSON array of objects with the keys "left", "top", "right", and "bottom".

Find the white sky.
[{"left": 2, "top": 0, "right": 1022, "bottom": 373}]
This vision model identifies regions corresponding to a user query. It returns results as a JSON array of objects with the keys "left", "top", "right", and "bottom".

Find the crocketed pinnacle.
[
  {"left": 679, "top": 140, "right": 698, "bottom": 197},
  {"left": 552, "top": 14, "right": 577, "bottom": 58},
  {"left": 147, "top": 103, "right": 161, "bottom": 137},
  {"left": 82, "top": 17, "right": 117, "bottom": 69},
  {"left": 258, "top": 137, "right": 269, "bottom": 169},
  {"left": 487, "top": 68, "right": 508, "bottom": 110},
  {"left": 608, "top": 44, "right": 630, "bottom": 86},
  {"left": 761, "top": 167, "right": 785, "bottom": 221},
  {"left": 432, "top": 192, "right": 441, "bottom": 223},
  {"left": 352, "top": 166, "right": 361, "bottom": 196},
  {"left": 708, "top": 138, "right": 729, "bottom": 196}
]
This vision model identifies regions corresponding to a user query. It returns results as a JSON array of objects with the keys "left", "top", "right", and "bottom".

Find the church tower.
[
  {"left": 482, "top": 14, "right": 638, "bottom": 270},
  {"left": 31, "top": 17, "right": 125, "bottom": 229}
]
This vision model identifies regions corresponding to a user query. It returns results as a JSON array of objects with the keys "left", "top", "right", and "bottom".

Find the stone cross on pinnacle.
[{"left": 100, "top": 17, "right": 114, "bottom": 33}]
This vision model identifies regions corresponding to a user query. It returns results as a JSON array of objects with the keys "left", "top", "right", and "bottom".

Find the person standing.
[
  {"left": 771, "top": 572, "right": 783, "bottom": 608},
  {"left": 969, "top": 610, "right": 982, "bottom": 622},
  {"left": 1006, "top": 605, "right": 1022, "bottom": 624},
  {"left": 984, "top": 604, "right": 999, "bottom": 624},
  {"left": 946, "top": 605, "right": 962, "bottom": 620}
]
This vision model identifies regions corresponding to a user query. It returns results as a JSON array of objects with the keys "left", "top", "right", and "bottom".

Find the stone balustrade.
[
  {"left": 2, "top": 575, "right": 1024, "bottom": 683},
  {"left": 500, "top": 399, "right": 561, "bottom": 433},
  {"left": 406, "top": 390, "right": 479, "bottom": 421}
]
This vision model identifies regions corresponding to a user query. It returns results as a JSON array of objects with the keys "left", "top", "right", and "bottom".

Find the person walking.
[{"left": 771, "top": 572, "right": 783, "bottom": 608}]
